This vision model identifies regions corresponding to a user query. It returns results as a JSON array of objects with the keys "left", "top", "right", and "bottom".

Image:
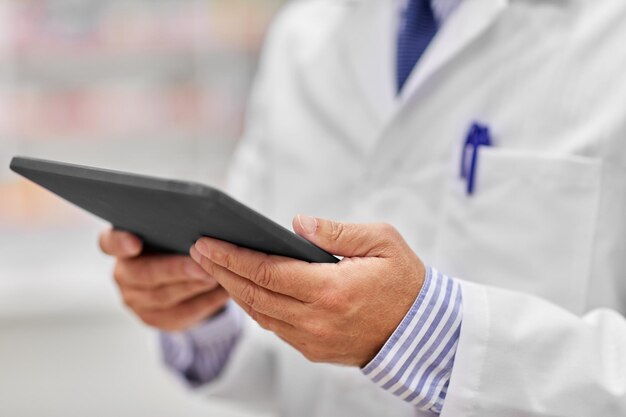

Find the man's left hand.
[{"left": 190, "top": 215, "right": 425, "bottom": 367}]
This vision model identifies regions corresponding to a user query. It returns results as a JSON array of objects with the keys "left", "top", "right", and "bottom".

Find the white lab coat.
[{"left": 198, "top": 0, "right": 626, "bottom": 415}]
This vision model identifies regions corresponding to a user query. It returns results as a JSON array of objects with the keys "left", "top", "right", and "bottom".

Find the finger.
[
  {"left": 193, "top": 238, "right": 328, "bottom": 301},
  {"left": 246, "top": 313, "right": 316, "bottom": 362},
  {"left": 99, "top": 228, "right": 142, "bottom": 258},
  {"left": 139, "top": 286, "right": 229, "bottom": 332},
  {"left": 114, "top": 255, "right": 211, "bottom": 288},
  {"left": 121, "top": 280, "right": 219, "bottom": 311},
  {"left": 197, "top": 256, "right": 304, "bottom": 325},
  {"left": 292, "top": 215, "right": 398, "bottom": 258},
  {"left": 232, "top": 295, "right": 297, "bottom": 334}
]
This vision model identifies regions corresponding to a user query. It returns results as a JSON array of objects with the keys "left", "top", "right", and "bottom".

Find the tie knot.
[{"left": 402, "top": 0, "right": 436, "bottom": 29}]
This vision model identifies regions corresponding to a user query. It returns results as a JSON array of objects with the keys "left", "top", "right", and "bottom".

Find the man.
[{"left": 99, "top": 0, "right": 626, "bottom": 415}]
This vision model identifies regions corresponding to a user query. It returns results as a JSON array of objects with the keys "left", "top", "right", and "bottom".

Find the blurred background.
[{"left": 0, "top": 0, "right": 284, "bottom": 415}]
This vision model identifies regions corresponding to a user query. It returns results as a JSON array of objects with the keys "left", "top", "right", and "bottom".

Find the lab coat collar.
[
  {"left": 340, "top": 0, "right": 397, "bottom": 127},
  {"left": 397, "top": 0, "right": 509, "bottom": 106},
  {"left": 341, "top": 0, "right": 511, "bottom": 126}
]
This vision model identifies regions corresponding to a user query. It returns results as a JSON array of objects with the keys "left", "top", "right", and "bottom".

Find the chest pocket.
[{"left": 432, "top": 148, "right": 602, "bottom": 313}]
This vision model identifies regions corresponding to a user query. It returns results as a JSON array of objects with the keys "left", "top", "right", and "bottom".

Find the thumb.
[{"left": 292, "top": 214, "right": 393, "bottom": 258}]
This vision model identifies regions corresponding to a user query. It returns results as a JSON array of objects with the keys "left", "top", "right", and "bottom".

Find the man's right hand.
[{"left": 99, "top": 228, "right": 230, "bottom": 332}]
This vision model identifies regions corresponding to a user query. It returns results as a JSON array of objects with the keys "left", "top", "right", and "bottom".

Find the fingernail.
[
  {"left": 123, "top": 238, "right": 139, "bottom": 254},
  {"left": 189, "top": 245, "right": 202, "bottom": 263},
  {"left": 297, "top": 214, "right": 318, "bottom": 235},
  {"left": 195, "top": 240, "right": 211, "bottom": 258},
  {"left": 184, "top": 259, "right": 209, "bottom": 279}
]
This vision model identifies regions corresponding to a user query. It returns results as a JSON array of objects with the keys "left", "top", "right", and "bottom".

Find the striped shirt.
[
  {"left": 362, "top": 268, "right": 462, "bottom": 413},
  {"left": 160, "top": 301, "right": 243, "bottom": 386}
]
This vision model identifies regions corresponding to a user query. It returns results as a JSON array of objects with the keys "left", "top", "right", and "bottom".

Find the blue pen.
[{"left": 460, "top": 122, "right": 492, "bottom": 195}]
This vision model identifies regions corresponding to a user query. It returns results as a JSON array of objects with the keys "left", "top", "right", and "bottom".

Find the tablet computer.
[{"left": 10, "top": 156, "right": 338, "bottom": 263}]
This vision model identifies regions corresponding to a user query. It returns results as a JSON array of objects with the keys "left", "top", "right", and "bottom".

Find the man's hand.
[
  {"left": 190, "top": 215, "right": 425, "bottom": 367},
  {"left": 99, "top": 229, "right": 229, "bottom": 331}
]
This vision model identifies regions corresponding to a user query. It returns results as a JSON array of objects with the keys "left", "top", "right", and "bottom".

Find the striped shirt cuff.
[
  {"left": 160, "top": 301, "right": 243, "bottom": 387},
  {"left": 362, "top": 267, "right": 463, "bottom": 414}
]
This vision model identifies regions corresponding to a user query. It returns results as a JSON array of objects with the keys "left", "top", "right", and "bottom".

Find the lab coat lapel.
[
  {"left": 338, "top": 0, "right": 509, "bottom": 133},
  {"left": 340, "top": 0, "right": 397, "bottom": 126},
  {"left": 365, "top": 0, "right": 510, "bottom": 176},
  {"left": 399, "top": 0, "right": 510, "bottom": 104},
  {"left": 332, "top": 0, "right": 510, "bottom": 165}
]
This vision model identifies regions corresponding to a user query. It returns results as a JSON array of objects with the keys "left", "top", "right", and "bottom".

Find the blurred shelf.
[
  {"left": 0, "top": 81, "right": 248, "bottom": 140},
  {"left": 6, "top": 134, "right": 238, "bottom": 182},
  {"left": 0, "top": 0, "right": 281, "bottom": 89},
  {"left": 0, "top": 49, "right": 258, "bottom": 89},
  {"left": 8, "top": 0, "right": 279, "bottom": 50}
]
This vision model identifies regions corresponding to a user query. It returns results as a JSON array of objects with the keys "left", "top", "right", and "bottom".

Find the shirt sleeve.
[
  {"left": 362, "top": 267, "right": 463, "bottom": 414},
  {"left": 160, "top": 301, "right": 244, "bottom": 387}
]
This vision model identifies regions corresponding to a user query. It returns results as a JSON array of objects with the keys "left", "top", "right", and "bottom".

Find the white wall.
[{"left": 0, "top": 312, "right": 252, "bottom": 417}]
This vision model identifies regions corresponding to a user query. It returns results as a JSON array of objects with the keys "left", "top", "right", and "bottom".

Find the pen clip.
[{"left": 460, "top": 122, "right": 492, "bottom": 195}]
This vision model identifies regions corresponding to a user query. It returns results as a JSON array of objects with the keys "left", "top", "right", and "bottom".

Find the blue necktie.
[{"left": 396, "top": 0, "right": 438, "bottom": 93}]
